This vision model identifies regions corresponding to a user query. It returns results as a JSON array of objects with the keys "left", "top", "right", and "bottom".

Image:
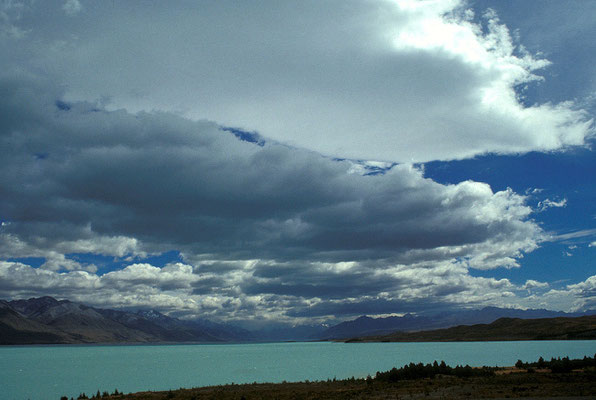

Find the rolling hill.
[
  {"left": 319, "top": 307, "right": 592, "bottom": 339},
  {"left": 343, "top": 315, "right": 596, "bottom": 342}
]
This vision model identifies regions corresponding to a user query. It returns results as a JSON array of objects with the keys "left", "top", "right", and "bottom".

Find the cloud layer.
[
  {"left": 1, "top": 0, "right": 592, "bottom": 162},
  {"left": 2, "top": 258, "right": 594, "bottom": 323},
  {"left": 0, "top": 73, "right": 565, "bottom": 320},
  {"left": 1, "top": 1, "right": 594, "bottom": 322},
  {"left": 1, "top": 74, "right": 541, "bottom": 263}
]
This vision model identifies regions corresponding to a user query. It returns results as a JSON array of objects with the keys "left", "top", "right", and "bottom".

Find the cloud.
[
  {"left": 0, "top": 0, "right": 30, "bottom": 38},
  {"left": 0, "top": 73, "right": 553, "bottom": 320},
  {"left": 0, "top": 227, "right": 144, "bottom": 272},
  {"left": 0, "top": 74, "right": 543, "bottom": 269},
  {"left": 1, "top": 1, "right": 592, "bottom": 321},
  {"left": 551, "top": 229, "right": 596, "bottom": 243},
  {"left": 62, "top": 0, "right": 81, "bottom": 16},
  {"left": 522, "top": 280, "right": 549, "bottom": 290},
  {"left": 537, "top": 198, "right": 567, "bottom": 212},
  {"left": 0, "top": 0, "right": 592, "bottom": 163},
  {"left": 490, "top": 1, "right": 596, "bottom": 109},
  {"left": 2, "top": 259, "right": 592, "bottom": 321},
  {"left": 530, "top": 276, "right": 596, "bottom": 312},
  {"left": 0, "top": 261, "right": 98, "bottom": 298}
]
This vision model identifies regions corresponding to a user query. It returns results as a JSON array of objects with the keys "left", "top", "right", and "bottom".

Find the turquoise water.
[{"left": 1, "top": 340, "right": 594, "bottom": 400}]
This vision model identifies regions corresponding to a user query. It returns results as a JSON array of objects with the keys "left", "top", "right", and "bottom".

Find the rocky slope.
[{"left": 1, "top": 297, "right": 249, "bottom": 344}]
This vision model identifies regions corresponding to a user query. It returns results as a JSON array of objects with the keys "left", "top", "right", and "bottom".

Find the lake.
[{"left": 1, "top": 340, "right": 595, "bottom": 400}]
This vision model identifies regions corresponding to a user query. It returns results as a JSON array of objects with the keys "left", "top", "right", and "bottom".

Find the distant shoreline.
[
  {"left": 3, "top": 337, "right": 595, "bottom": 347},
  {"left": 338, "top": 315, "right": 596, "bottom": 343},
  {"left": 4, "top": 297, "right": 595, "bottom": 345}
]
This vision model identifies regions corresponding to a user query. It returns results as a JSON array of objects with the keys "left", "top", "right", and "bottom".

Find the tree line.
[
  {"left": 515, "top": 353, "right": 596, "bottom": 373},
  {"left": 375, "top": 353, "right": 596, "bottom": 383},
  {"left": 374, "top": 360, "right": 494, "bottom": 382}
]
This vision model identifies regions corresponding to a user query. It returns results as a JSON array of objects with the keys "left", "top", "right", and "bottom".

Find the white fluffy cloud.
[
  {"left": 522, "top": 276, "right": 596, "bottom": 312},
  {"left": 522, "top": 279, "right": 549, "bottom": 290},
  {"left": 1, "top": 0, "right": 592, "bottom": 162},
  {"left": 537, "top": 198, "right": 567, "bottom": 212},
  {"left": 62, "top": 0, "right": 81, "bottom": 16},
  {"left": 1, "top": 260, "right": 593, "bottom": 321},
  {"left": 0, "top": 229, "right": 144, "bottom": 272}
]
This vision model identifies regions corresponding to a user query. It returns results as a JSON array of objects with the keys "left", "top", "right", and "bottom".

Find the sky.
[{"left": 0, "top": 0, "right": 595, "bottom": 326}]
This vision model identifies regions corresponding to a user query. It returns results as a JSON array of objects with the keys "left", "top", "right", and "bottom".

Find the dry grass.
[{"left": 95, "top": 369, "right": 596, "bottom": 400}]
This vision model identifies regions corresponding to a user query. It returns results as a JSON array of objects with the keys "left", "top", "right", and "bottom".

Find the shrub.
[{"left": 375, "top": 360, "right": 493, "bottom": 382}]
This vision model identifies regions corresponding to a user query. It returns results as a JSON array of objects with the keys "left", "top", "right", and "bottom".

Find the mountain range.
[
  {"left": 343, "top": 315, "right": 596, "bottom": 342},
  {"left": 0, "top": 297, "right": 252, "bottom": 344},
  {"left": 1, "top": 296, "right": 594, "bottom": 344},
  {"left": 318, "top": 307, "right": 595, "bottom": 339}
]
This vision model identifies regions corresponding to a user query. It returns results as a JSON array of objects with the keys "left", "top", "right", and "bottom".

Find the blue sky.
[
  {"left": 0, "top": 0, "right": 594, "bottom": 324},
  {"left": 423, "top": 0, "right": 596, "bottom": 291},
  {"left": 425, "top": 149, "right": 596, "bottom": 288}
]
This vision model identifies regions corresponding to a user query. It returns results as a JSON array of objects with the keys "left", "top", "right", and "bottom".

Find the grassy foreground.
[{"left": 65, "top": 356, "right": 596, "bottom": 400}]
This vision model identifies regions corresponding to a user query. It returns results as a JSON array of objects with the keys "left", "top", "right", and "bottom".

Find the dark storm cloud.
[
  {"left": 193, "top": 262, "right": 245, "bottom": 274},
  {"left": 247, "top": 262, "right": 404, "bottom": 299},
  {"left": 191, "top": 277, "right": 228, "bottom": 295},
  {"left": 0, "top": 72, "right": 563, "bottom": 320},
  {"left": 0, "top": 74, "right": 542, "bottom": 267},
  {"left": 286, "top": 297, "right": 445, "bottom": 318},
  {"left": 242, "top": 277, "right": 397, "bottom": 300}
]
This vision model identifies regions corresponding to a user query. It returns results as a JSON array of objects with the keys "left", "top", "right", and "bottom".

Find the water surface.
[{"left": 1, "top": 340, "right": 594, "bottom": 400}]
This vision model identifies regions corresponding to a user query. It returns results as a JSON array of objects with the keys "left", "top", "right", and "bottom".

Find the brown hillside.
[{"left": 345, "top": 315, "right": 596, "bottom": 342}]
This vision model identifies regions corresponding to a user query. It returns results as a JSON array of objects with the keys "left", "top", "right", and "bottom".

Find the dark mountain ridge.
[
  {"left": 344, "top": 315, "right": 596, "bottom": 342},
  {"left": 0, "top": 299, "right": 71, "bottom": 344},
  {"left": 0, "top": 296, "right": 250, "bottom": 344},
  {"left": 320, "top": 307, "right": 594, "bottom": 339},
  {"left": 3, "top": 296, "right": 594, "bottom": 344}
]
